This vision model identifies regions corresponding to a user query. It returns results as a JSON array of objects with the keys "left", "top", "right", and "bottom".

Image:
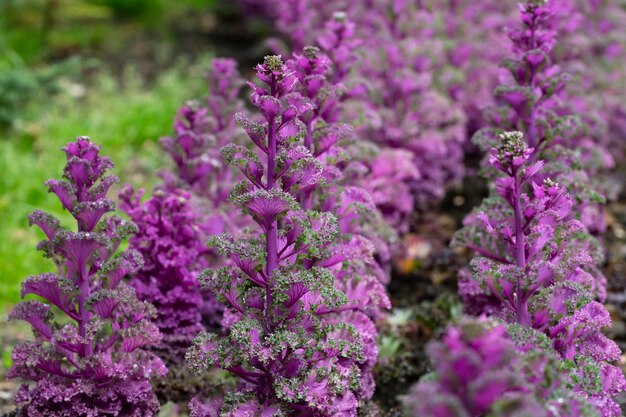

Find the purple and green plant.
[
  {"left": 7, "top": 137, "right": 166, "bottom": 416},
  {"left": 454, "top": 131, "right": 625, "bottom": 416},
  {"left": 404, "top": 318, "right": 598, "bottom": 417},
  {"left": 186, "top": 55, "right": 367, "bottom": 416},
  {"left": 473, "top": 0, "right": 611, "bottom": 234}
]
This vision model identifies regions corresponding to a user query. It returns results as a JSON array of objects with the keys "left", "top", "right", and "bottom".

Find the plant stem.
[
  {"left": 513, "top": 169, "right": 530, "bottom": 326},
  {"left": 265, "top": 79, "right": 278, "bottom": 328}
]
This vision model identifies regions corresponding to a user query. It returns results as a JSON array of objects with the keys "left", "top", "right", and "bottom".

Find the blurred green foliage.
[
  {"left": 0, "top": 56, "right": 86, "bottom": 129},
  {"left": 0, "top": 0, "right": 220, "bottom": 130},
  {"left": 0, "top": 0, "right": 221, "bottom": 310},
  {"left": 0, "top": 60, "right": 209, "bottom": 309},
  {"left": 0, "top": 0, "right": 219, "bottom": 61}
]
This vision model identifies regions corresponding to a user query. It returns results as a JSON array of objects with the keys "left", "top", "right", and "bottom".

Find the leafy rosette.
[{"left": 404, "top": 319, "right": 598, "bottom": 417}]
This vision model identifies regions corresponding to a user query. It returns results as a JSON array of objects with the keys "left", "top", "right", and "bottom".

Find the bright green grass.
[{"left": 0, "top": 59, "right": 208, "bottom": 311}]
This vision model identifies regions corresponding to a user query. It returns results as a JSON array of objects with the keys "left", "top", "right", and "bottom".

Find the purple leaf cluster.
[
  {"left": 454, "top": 131, "right": 625, "bottom": 416},
  {"left": 8, "top": 137, "right": 166, "bottom": 417},
  {"left": 404, "top": 318, "right": 597, "bottom": 417},
  {"left": 186, "top": 54, "right": 389, "bottom": 416},
  {"left": 119, "top": 188, "right": 220, "bottom": 362}
]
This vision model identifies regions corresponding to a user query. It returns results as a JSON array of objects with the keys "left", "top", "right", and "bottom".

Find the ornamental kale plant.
[
  {"left": 159, "top": 57, "right": 249, "bottom": 238},
  {"left": 326, "top": 5, "right": 466, "bottom": 213},
  {"left": 424, "top": 1, "right": 514, "bottom": 138},
  {"left": 186, "top": 55, "right": 369, "bottom": 416},
  {"left": 404, "top": 319, "right": 597, "bottom": 417},
  {"left": 574, "top": 0, "right": 626, "bottom": 164},
  {"left": 474, "top": 0, "right": 611, "bottom": 234},
  {"left": 160, "top": 58, "right": 246, "bottom": 211},
  {"left": 454, "top": 132, "right": 625, "bottom": 416},
  {"left": 118, "top": 188, "right": 219, "bottom": 403},
  {"left": 7, "top": 137, "right": 166, "bottom": 417}
]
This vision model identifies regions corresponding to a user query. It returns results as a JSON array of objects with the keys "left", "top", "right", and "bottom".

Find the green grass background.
[{"left": 0, "top": 0, "right": 220, "bottom": 311}]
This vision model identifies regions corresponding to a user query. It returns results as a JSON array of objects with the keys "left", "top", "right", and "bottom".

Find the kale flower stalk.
[
  {"left": 243, "top": 2, "right": 467, "bottom": 231},
  {"left": 8, "top": 137, "right": 166, "bottom": 417},
  {"left": 515, "top": 0, "right": 546, "bottom": 151},
  {"left": 161, "top": 58, "right": 245, "bottom": 207},
  {"left": 454, "top": 131, "right": 625, "bottom": 416},
  {"left": 488, "top": 132, "right": 541, "bottom": 325},
  {"left": 481, "top": 0, "right": 563, "bottom": 157},
  {"left": 187, "top": 56, "right": 363, "bottom": 416},
  {"left": 256, "top": 55, "right": 290, "bottom": 327}
]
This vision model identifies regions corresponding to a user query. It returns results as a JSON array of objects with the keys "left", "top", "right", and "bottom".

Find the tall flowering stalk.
[
  {"left": 8, "top": 137, "right": 166, "bottom": 416},
  {"left": 474, "top": 0, "right": 610, "bottom": 234},
  {"left": 161, "top": 58, "right": 245, "bottom": 209},
  {"left": 454, "top": 132, "right": 625, "bottom": 416},
  {"left": 187, "top": 56, "right": 365, "bottom": 416},
  {"left": 159, "top": 58, "right": 247, "bottom": 236}
]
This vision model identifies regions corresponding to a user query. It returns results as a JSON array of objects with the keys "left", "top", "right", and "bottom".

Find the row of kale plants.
[{"left": 6, "top": 0, "right": 626, "bottom": 416}]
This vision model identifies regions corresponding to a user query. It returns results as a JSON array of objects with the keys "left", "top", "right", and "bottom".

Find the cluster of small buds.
[{"left": 8, "top": 138, "right": 166, "bottom": 417}]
